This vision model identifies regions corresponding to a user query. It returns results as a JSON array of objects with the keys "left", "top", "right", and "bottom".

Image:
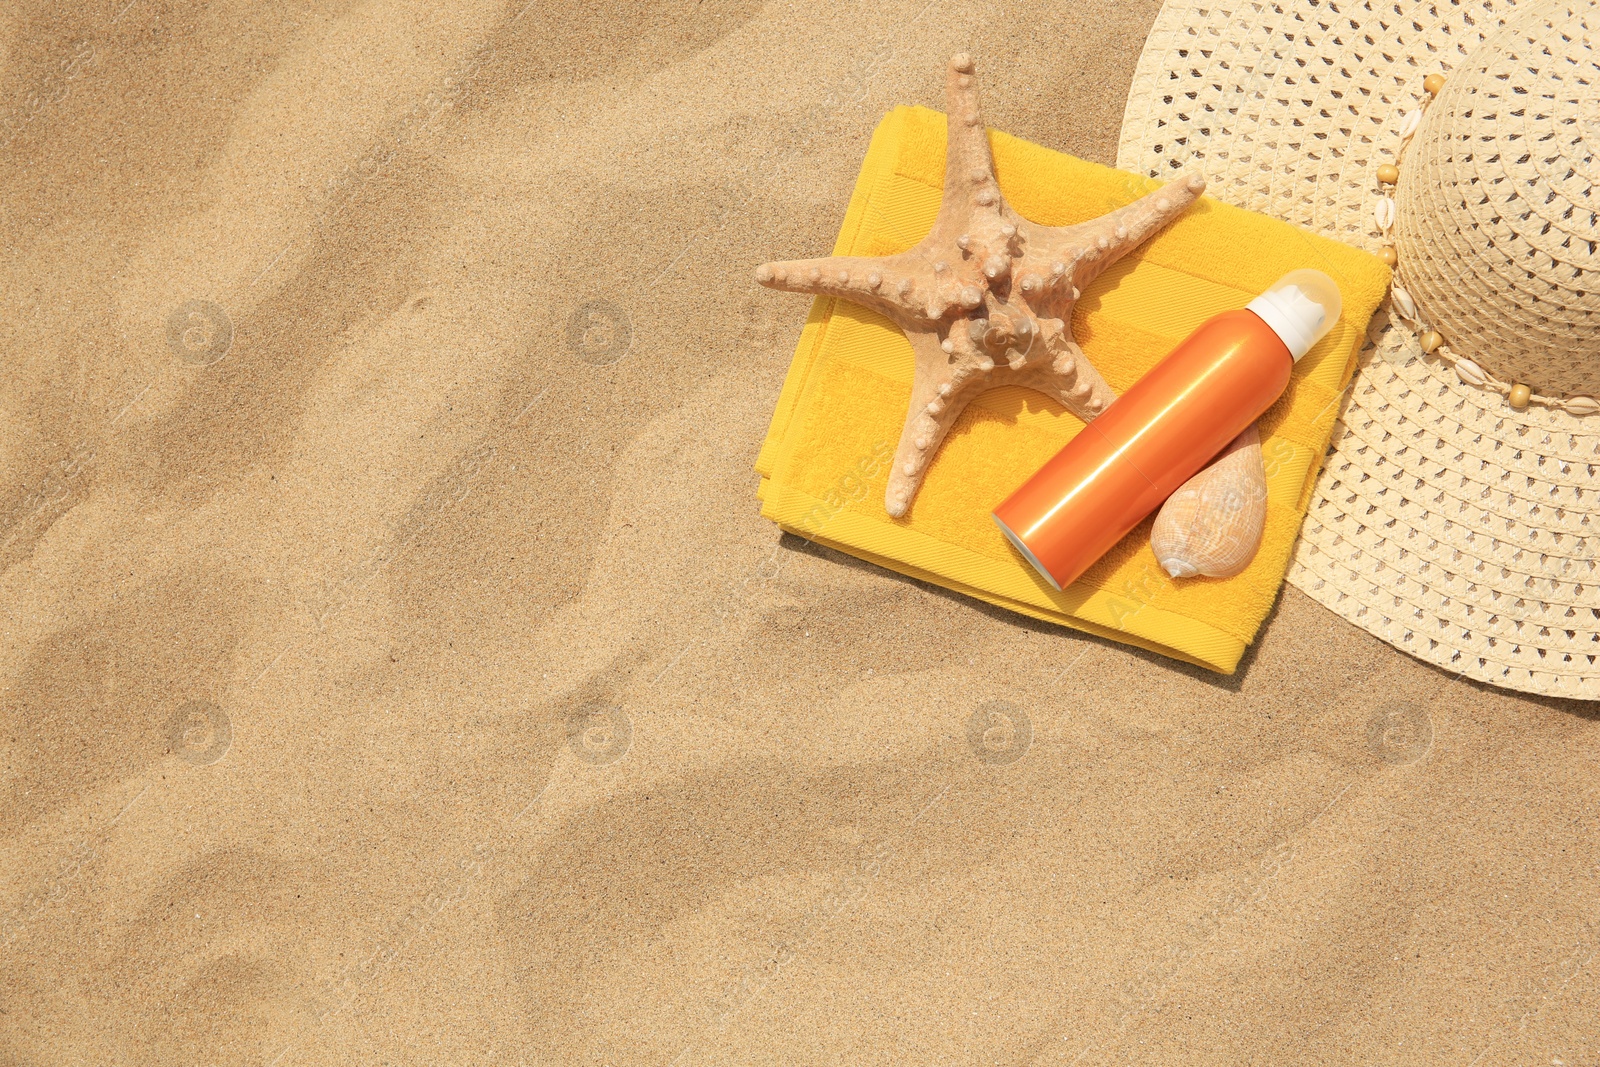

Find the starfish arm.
[
  {"left": 938, "top": 54, "right": 1000, "bottom": 215},
  {"left": 1026, "top": 330, "right": 1117, "bottom": 421},
  {"left": 754, "top": 254, "right": 984, "bottom": 323},
  {"left": 882, "top": 331, "right": 979, "bottom": 517},
  {"left": 1027, "top": 171, "right": 1207, "bottom": 294}
]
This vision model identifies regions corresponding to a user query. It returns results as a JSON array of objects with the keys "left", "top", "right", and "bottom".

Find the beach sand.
[{"left": 2, "top": 1, "right": 1597, "bottom": 1064}]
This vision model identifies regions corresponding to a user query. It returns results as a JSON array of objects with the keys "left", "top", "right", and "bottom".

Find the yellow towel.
[{"left": 754, "top": 106, "right": 1390, "bottom": 673}]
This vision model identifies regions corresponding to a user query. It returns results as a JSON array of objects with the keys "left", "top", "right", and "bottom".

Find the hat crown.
[{"left": 1394, "top": 0, "right": 1600, "bottom": 398}]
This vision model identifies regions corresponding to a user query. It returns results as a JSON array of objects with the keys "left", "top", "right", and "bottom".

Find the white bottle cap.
[{"left": 1245, "top": 269, "right": 1343, "bottom": 362}]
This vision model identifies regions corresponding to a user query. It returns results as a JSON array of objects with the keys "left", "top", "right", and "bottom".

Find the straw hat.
[{"left": 1118, "top": 0, "right": 1600, "bottom": 699}]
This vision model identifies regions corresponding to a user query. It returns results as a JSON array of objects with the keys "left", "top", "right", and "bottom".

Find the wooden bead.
[
  {"left": 1379, "top": 247, "right": 1398, "bottom": 267},
  {"left": 1423, "top": 73, "right": 1446, "bottom": 96},
  {"left": 1377, "top": 163, "right": 1400, "bottom": 185},
  {"left": 1508, "top": 383, "right": 1532, "bottom": 410},
  {"left": 1420, "top": 329, "right": 1442, "bottom": 353}
]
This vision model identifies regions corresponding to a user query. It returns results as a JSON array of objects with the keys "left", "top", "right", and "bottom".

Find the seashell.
[
  {"left": 1374, "top": 196, "right": 1396, "bottom": 231},
  {"left": 1390, "top": 283, "right": 1416, "bottom": 320},
  {"left": 1151, "top": 424, "right": 1269, "bottom": 579},
  {"left": 1563, "top": 395, "right": 1599, "bottom": 416},
  {"left": 1454, "top": 357, "right": 1488, "bottom": 387},
  {"left": 1399, "top": 107, "right": 1423, "bottom": 141}
]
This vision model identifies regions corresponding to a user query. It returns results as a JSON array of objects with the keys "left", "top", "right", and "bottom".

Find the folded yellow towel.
[{"left": 754, "top": 106, "right": 1390, "bottom": 672}]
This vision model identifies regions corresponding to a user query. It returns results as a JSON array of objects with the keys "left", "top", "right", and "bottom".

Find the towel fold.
[{"left": 754, "top": 106, "right": 1390, "bottom": 673}]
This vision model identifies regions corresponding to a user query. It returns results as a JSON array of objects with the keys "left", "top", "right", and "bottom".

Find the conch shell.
[{"left": 1150, "top": 424, "right": 1268, "bottom": 579}]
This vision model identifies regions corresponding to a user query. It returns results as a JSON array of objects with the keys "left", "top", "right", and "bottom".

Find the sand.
[{"left": 2, "top": 1, "right": 1597, "bottom": 1064}]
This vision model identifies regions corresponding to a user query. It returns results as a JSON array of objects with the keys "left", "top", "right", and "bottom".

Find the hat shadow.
[{"left": 1424, "top": 662, "right": 1600, "bottom": 721}]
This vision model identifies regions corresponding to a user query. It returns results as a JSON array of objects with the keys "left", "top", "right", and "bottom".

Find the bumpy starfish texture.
[{"left": 756, "top": 54, "right": 1206, "bottom": 517}]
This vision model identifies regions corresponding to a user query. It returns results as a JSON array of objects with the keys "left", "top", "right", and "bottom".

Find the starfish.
[{"left": 756, "top": 53, "right": 1206, "bottom": 517}]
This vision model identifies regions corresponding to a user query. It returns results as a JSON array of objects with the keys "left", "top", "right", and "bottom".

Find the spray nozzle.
[{"left": 1246, "top": 269, "right": 1343, "bottom": 361}]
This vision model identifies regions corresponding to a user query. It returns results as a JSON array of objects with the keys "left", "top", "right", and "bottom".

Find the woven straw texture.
[
  {"left": 1396, "top": 3, "right": 1600, "bottom": 397},
  {"left": 1119, "top": 0, "right": 1600, "bottom": 699}
]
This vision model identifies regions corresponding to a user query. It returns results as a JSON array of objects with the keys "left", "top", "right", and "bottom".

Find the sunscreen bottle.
[{"left": 992, "top": 269, "right": 1342, "bottom": 591}]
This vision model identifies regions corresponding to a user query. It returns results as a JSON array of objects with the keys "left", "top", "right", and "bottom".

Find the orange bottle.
[{"left": 992, "top": 270, "right": 1341, "bottom": 591}]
